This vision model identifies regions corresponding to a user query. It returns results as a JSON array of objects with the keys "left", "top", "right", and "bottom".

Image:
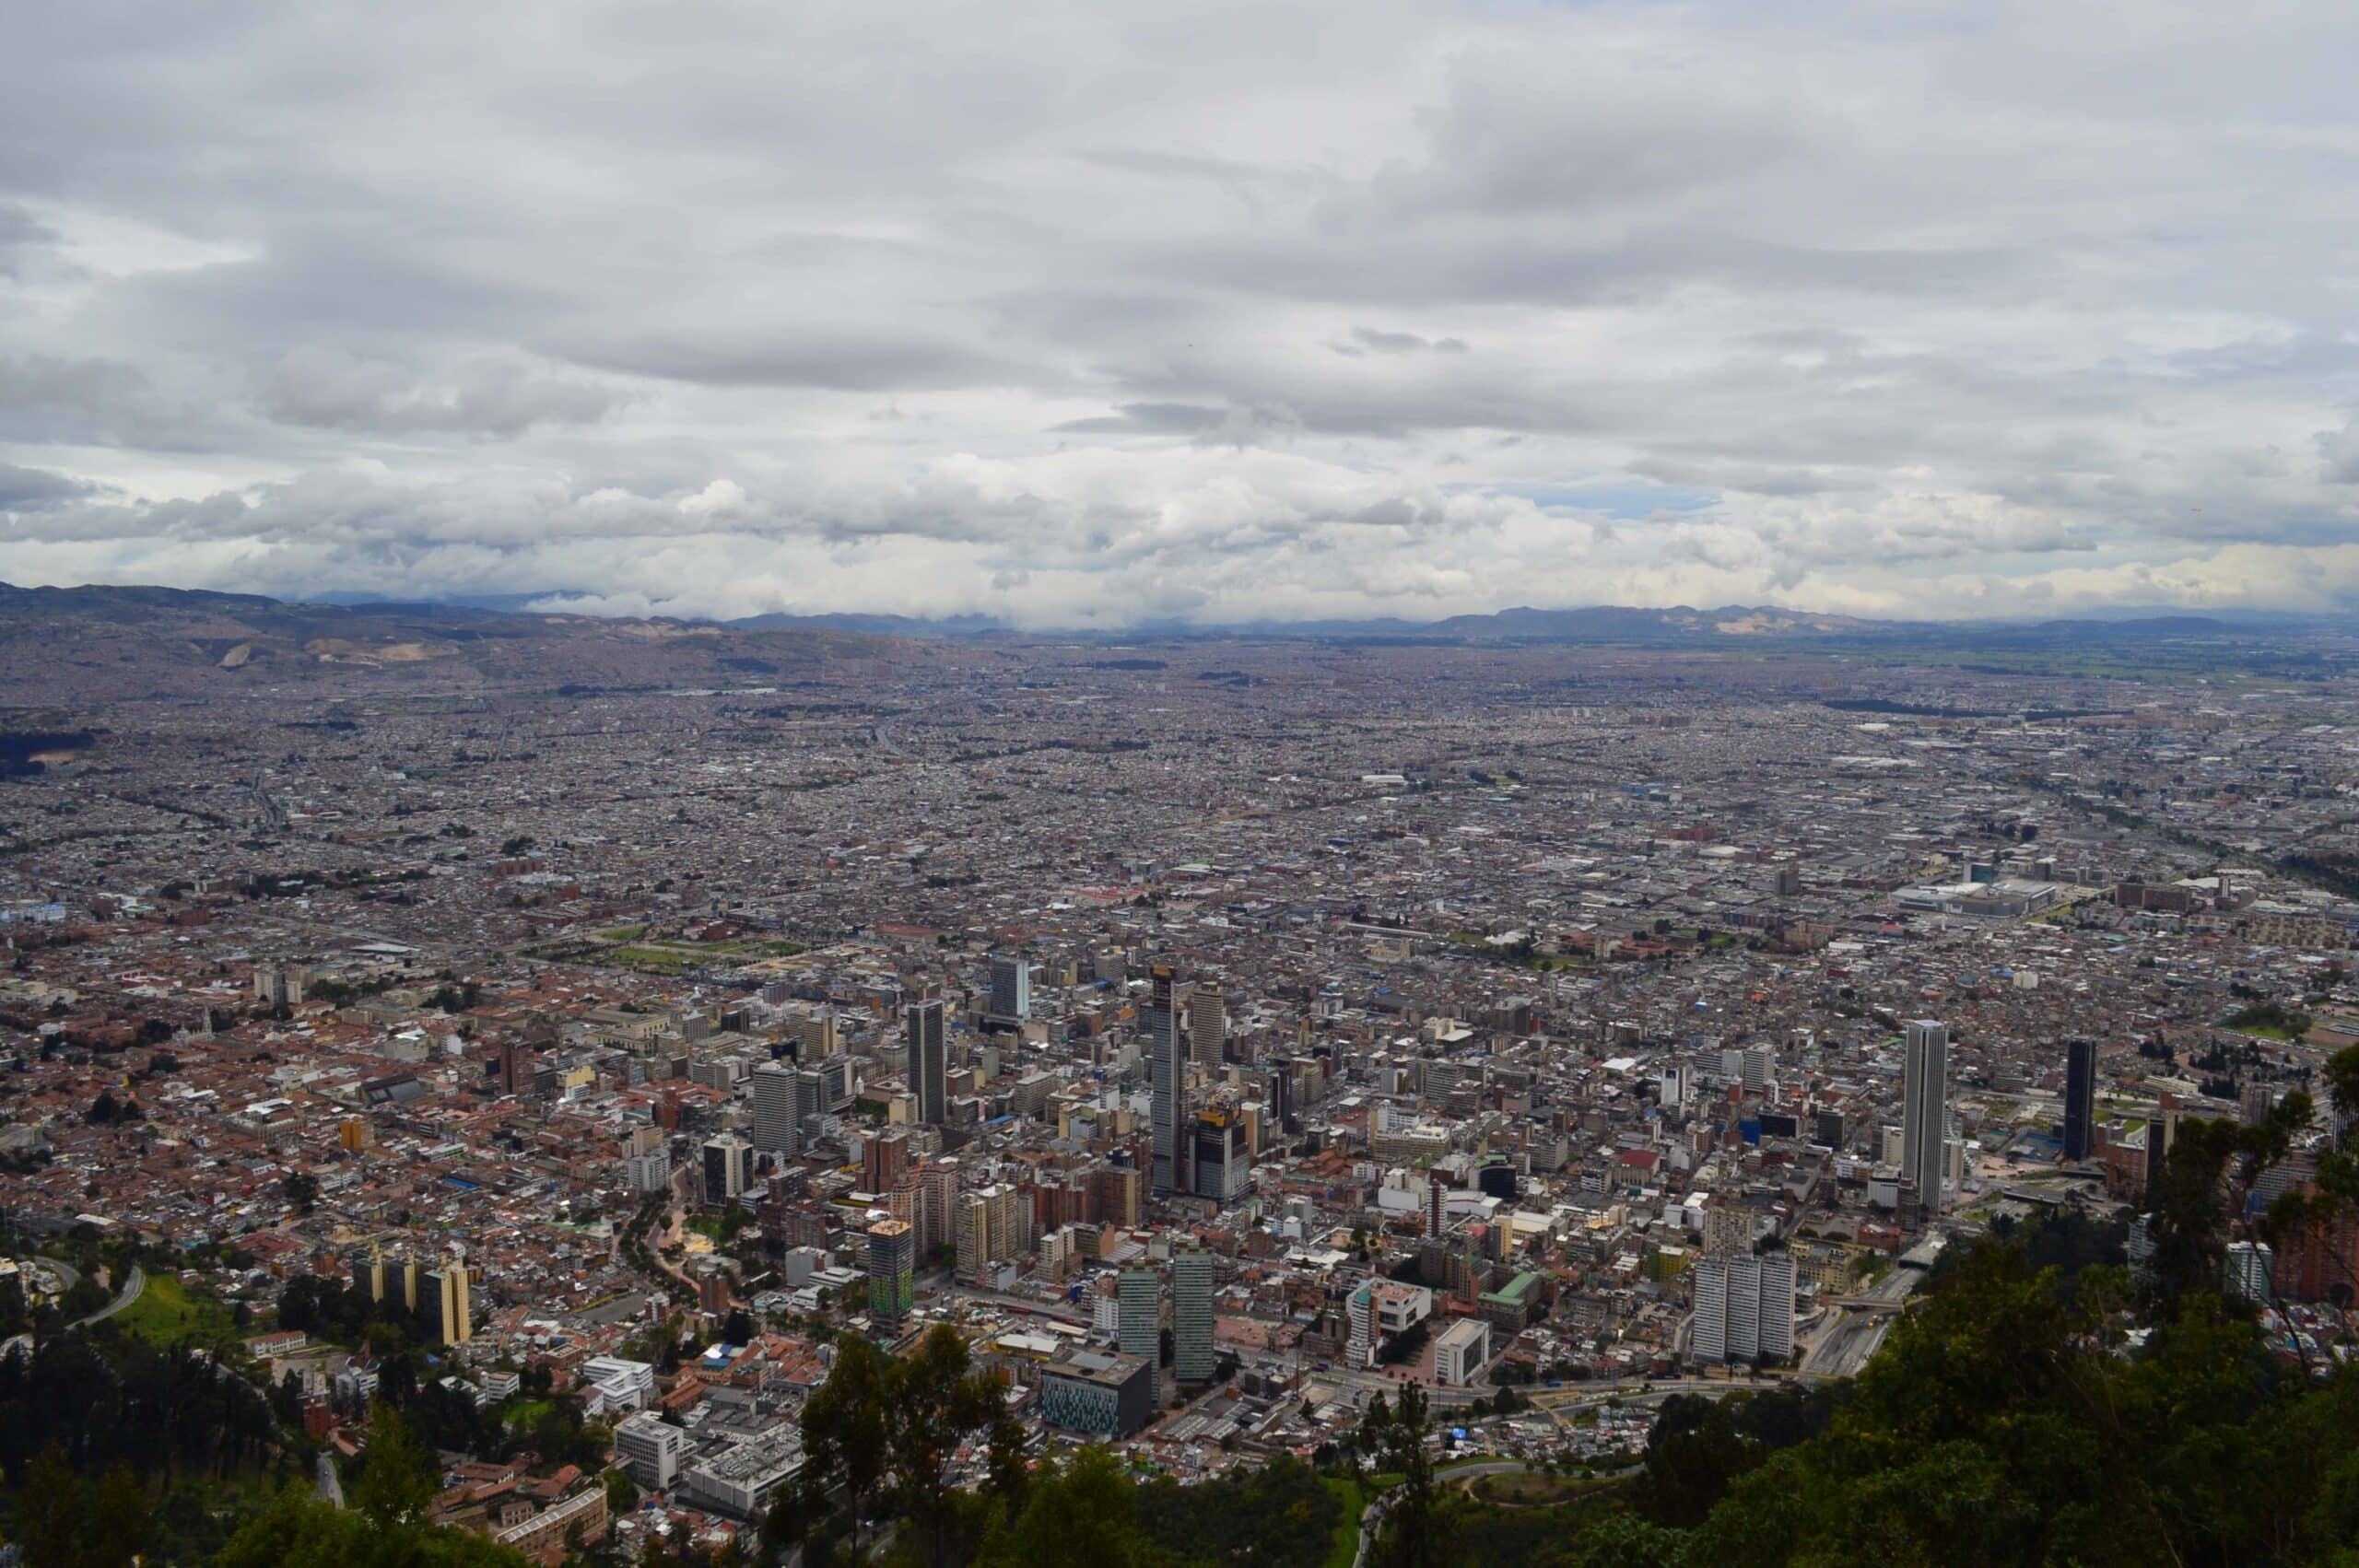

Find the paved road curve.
[{"left": 69, "top": 1264, "right": 145, "bottom": 1328}]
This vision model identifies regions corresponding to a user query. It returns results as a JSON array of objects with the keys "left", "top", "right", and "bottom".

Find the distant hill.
[
  {"left": 0, "top": 581, "right": 2328, "bottom": 709},
  {"left": 0, "top": 580, "right": 924, "bottom": 708}
]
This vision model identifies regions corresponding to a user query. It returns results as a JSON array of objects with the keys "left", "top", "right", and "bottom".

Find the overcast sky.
[{"left": 4, "top": 1, "right": 2358, "bottom": 626}]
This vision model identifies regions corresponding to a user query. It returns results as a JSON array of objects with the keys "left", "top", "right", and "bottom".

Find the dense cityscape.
[{"left": 6, "top": 590, "right": 2359, "bottom": 1563}]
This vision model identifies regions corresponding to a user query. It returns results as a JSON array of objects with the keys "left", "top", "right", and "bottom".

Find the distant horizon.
[{"left": 5, "top": 576, "right": 2341, "bottom": 637}]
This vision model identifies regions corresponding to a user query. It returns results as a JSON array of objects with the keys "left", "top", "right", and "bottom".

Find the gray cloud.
[
  {"left": 3, "top": 1, "right": 2359, "bottom": 620},
  {"left": 259, "top": 347, "right": 625, "bottom": 436},
  {"left": 0, "top": 461, "right": 96, "bottom": 510}
]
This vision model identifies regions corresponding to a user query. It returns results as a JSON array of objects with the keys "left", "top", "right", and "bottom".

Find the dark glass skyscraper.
[
  {"left": 1148, "top": 963, "right": 1187, "bottom": 1193},
  {"left": 2063, "top": 1037, "right": 2096, "bottom": 1161}
]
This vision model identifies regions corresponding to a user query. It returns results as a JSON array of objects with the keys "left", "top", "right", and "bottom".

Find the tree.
[
  {"left": 81, "top": 1464, "right": 152, "bottom": 1568},
  {"left": 352, "top": 1403, "right": 436, "bottom": 1530},
  {"left": 978, "top": 1448, "right": 1156, "bottom": 1568},
  {"left": 217, "top": 1483, "right": 534, "bottom": 1568},
  {"left": 801, "top": 1335, "right": 889, "bottom": 1558},
  {"left": 18, "top": 1443, "right": 84, "bottom": 1568},
  {"left": 884, "top": 1324, "right": 1008, "bottom": 1567},
  {"left": 1363, "top": 1384, "right": 1441, "bottom": 1568}
]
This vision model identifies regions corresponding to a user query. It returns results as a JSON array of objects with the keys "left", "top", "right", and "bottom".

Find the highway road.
[{"left": 1801, "top": 1261, "right": 1921, "bottom": 1378}]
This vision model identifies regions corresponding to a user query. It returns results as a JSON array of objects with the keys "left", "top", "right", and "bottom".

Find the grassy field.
[
  {"left": 501, "top": 1398, "right": 555, "bottom": 1432},
  {"left": 607, "top": 945, "right": 699, "bottom": 970},
  {"left": 115, "top": 1270, "right": 241, "bottom": 1349},
  {"left": 1320, "top": 1478, "right": 1367, "bottom": 1568}
]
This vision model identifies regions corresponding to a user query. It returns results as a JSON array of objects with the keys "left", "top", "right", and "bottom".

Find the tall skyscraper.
[
  {"left": 989, "top": 954, "right": 1030, "bottom": 1023},
  {"left": 1189, "top": 984, "right": 1226, "bottom": 1069},
  {"left": 1148, "top": 964, "right": 1188, "bottom": 1193},
  {"left": 1901, "top": 1019, "right": 1950, "bottom": 1216},
  {"left": 2063, "top": 1037, "right": 2096, "bottom": 1162},
  {"left": 909, "top": 1000, "right": 948, "bottom": 1124},
  {"left": 1169, "top": 1244, "right": 1214, "bottom": 1385},
  {"left": 752, "top": 1059, "right": 798, "bottom": 1156},
  {"left": 866, "top": 1220, "right": 915, "bottom": 1320},
  {"left": 1117, "top": 1266, "right": 1160, "bottom": 1359}
]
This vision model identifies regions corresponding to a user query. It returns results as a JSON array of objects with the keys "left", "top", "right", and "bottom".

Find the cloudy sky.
[{"left": 4, "top": 1, "right": 2359, "bottom": 626}]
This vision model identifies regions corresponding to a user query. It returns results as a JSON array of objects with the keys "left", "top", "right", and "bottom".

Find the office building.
[
  {"left": 794, "top": 1066, "right": 828, "bottom": 1142},
  {"left": 909, "top": 1000, "right": 948, "bottom": 1124},
  {"left": 1191, "top": 1109, "right": 1248, "bottom": 1204},
  {"left": 1901, "top": 1019, "right": 1950, "bottom": 1215},
  {"left": 1170, "top": 1243, "right": 1215, "bottom": 1385},
  {"left": 989, "top": 953, "right": 1030, "bottom": 1023},
  {"left": 752, "top": 1059, "right": 798, "bottom": 1156},
  {"left": 1117, "top": 1266, "right": 1160, "bottom": 1359},
  {"left": 1190, "top": 984, "right": 1226, "bottom": 1068},
  {"left": 1038, "top": 1352, "right": 1154, "bottom": 1439},
  {"left": 866, "top": 1219, "right": 915, "bottom": 1320},
  {"left": 1148, "top": 964, "right": 1188, "bottom": 1193},
  {"left": 702, "top": 1134, "right": 754, "bottom": 1201},
  {"left": 2063, "top": 1037, "right": 2096, "bottom": 1162},
  {"left": 615, "top": 1410, "right": 686, "bottom": 1492},
  {"left": 1432, "top": 1317, "right": 1491, "bottom": 1387}
]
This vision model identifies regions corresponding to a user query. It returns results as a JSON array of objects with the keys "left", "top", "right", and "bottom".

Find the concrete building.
[
  {"left": 1688, "top": 1250, "right": 1795, "bottom": 1366},
  {"left": 615, "top": 1410, "right": 686, "bottom": 1491},
  {"left": 1432, "top": 1316, "right": 1491, "bottom": 1387},
  {"left": 752, "top": 1059, "right": 798, "bottom": 1157},
  {"left": 1189, "top": 984, "right": 1226, "bottom": 1068},
  {"left": 702, "top": 1134, "right": 754, "bottom": 1200}
]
